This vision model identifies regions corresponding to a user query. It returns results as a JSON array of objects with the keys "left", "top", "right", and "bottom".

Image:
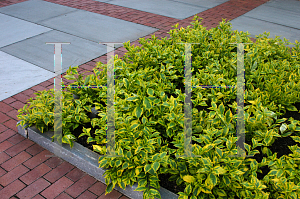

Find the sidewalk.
[{"left": 0, "top": 0, "right": 299, "bottom": 198}]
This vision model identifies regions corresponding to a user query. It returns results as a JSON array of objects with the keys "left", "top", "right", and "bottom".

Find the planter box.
[{"left": 16, "top": 121, "right": 179, "bottom": 199}]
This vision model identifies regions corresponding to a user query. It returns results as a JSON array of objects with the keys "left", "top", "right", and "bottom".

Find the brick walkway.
[{"left": 0, "top": 0, "right": 269, "bottom": 198}]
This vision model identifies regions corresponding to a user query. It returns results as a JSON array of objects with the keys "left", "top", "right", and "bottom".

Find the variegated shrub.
[{"left": 17, "top": 16, "right": 300, "bottom": 199}]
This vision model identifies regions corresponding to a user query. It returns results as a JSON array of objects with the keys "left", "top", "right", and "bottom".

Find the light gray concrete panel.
[
  {"left": 243, "top": 3, "right": 300, "bottom": 30},
  {"left": 39, "top": 10, "right": 158, "bottom": 44},
  {"left": 0, "top": 13, "right": 52, "bottom": 48},
  {"left": 101, "top": 0, "right": 208, "bottom": 20},
  {"left": 229, "top": 16, "right": 300, "bottom": 48},
  {"left": 0, "top": 30, "right": 108, "bottom": 74},
  {"left": 0, "top": 0, "right": 78, "bottom": 23},
  {"left": 264, "top": 0, "right": 300, "bottom": 13},
  {"left": 169, "top": 0, "right": 229, "bottom": 8},
  {"left": 0, "top": 51, "right": 56, "bottom": 101}
]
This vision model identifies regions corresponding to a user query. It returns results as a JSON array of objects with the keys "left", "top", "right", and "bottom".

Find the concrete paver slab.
[
  {"left": 101, "top": 0, "right": 209, "bottom": 20},
  {"left": 0, "top": 30, "right": 108, "bottom": 73},
  {"left": 0, "top": 0, "right": 78, "bottom": 23},
  {"left": 243, "top": 2, "right": 300, "bottom": 30},
  {"left": 0, "top": 51, "right": 56, "bottom": 101},
  {"left": 169, "top": 0, "right": 229, "bottom": 8},
  {"left": 264, "top": 0, "right": 300, "bottom": 13},
  {"left": 39, "top": 10, "right": 158, "bottom": 45},
  {"left": 0, "top": 13, "right": 52, "bottom": 48},
  {"left": 230, "top": 16, "right": 300, "bottom": 48}
]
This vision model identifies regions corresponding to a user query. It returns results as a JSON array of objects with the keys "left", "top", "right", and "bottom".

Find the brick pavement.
[{"left": 0, "top": 0, "right": 268, "bottom": 198}]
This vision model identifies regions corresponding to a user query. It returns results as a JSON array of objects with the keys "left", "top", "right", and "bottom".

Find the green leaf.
[
  {"left": 123, "top": 78, "right": 129, "bottom": 88},
  {"left": 168, "top": 122, "right": 176, "bottom": 129},
  {"left": 219, "top": 103, "right": 225, "bottom": 115},
  {"left": 215, "top": 189, "right": 227, "bottom": 197},
  {"left": 148, "top": 168, "right": 156, "bottom": 176},
  {"left": 291, "top": 136, "right": 300, "bottom": 143},
  {"left": 118, "top": 181, "right": 126, "bottom": 189},
  {"left": 215, "top": 147, "right": 222, "bottom": 158},
  {"left": 135, "top": 106, "right": 143, "bottom": 118},
  {"left": 286, "top": 105, "right": 297, "bottom": 111},
  {"left": 256, "top": 114, "right": 263, "bottom": 121},
  {"left": 138, "top": 178, "right": 147, "bottom": 186},
  {"left": 115, "top": 160, "right": 122, "bottom": 167},
  {"left": 135, "top": 186, "right": 147, "bottom": 192},
  {"left": 93, "top": 145, "right": 103, "bottom": 153},
  {"left": 135, "top": 146, "right": 143, "bottom": 154},
  {"left": 130, "top": 123, "right": 139, "bottom": 130},
  {"left": 169, "top": 159, "right": 177, "bottom": 169},
  {"left": 75, "top": 116, "right": 80, "bottom": 122},
  {"left": 206, "top": 173, "right": 217, "bottom": 187},
  {"left": 87, "top": 137, "right": 96, "bottom": 143},
  {"left": 152, "top": 162, "right": 160, "bottom": 172},
  {"left": 264, "top": 136, "right": 272, "bottom": 145},
  {"left": 147, "top": 88, "right": 154, "bottom": 96},
  {"left": 144, "top": 164, "right": 151, "bottom": 173},
  {"left": 126, "top": 151, "right": 132, "bottom": 159},
  {"left": 99, "top": 158, "right": 108, "bottom": 167},
  {"left": 143, "top": 97, "right": 151, "bottom": 109},
  {"left": 184, "top": 184, "right": 192, "bottom": 194},
  {"left": 281, "top": 131, "right": 293, "bottom": 137},
  {"left": 142, "top": 117, "right": 148, "bottom": 124},
  {"left": 183, "top": 175, "right": 195, "bottom": 183},
  {"left": 222, "top": 176, "right": 231, "bottom": 186},
  {"left": 225, "top": 109, "right": 232, "bottom": 123},
  {"left": 149, "top": 188, "right": 161, "bottom": 199},
  {"left": 126, "top": 96, "right": 139, "bottom": 101},
  {"left": 43, "top": 117, "right": 51, "bottom": 125},
  {"left": 84, "top": 76, "right": 90, "bottom": 85},
  {"left": 122, "top": 162, "right": 129, "bottom": 170},
  {"left": 64, "top": 74, "right": 76, "bottom": 80},
  {"left": 213, "top": 166, "right": 226, "bottom": 175},
  {"left": 106, "top": 182, "right": 114, "bottom": 194}
]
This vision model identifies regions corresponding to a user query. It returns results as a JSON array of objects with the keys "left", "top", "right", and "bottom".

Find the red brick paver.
[
  {"left": 19, "top": 163, "right": 52, "bottom": 185},
  {"left": 0, "top": 164, "right": 29, "bottom": 186},
  {"left": 16, "top": 178, "right": 51, "bottom": 199},
  {"left": 0, "top": 0, "right": 269, "bottom": 198},
  {"left": 40, "top": 176, "right": 74, "bottom": 199}
]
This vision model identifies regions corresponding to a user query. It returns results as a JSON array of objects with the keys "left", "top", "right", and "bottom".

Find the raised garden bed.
[
  {"left": 16, "top": 121, "right": 179, "bottom": 199},
  {"left": 16, "top": 17, "right": 300, "bottom": 199},
  {"left": 17, "top": 101, "right": 300, "bottom": 198}
]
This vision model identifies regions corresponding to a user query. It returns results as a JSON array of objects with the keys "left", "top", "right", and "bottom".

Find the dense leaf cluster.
[{"left": 17, "top": 16, "right": 300, "bottom": 199}]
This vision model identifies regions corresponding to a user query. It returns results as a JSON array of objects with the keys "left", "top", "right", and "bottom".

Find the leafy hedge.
[{"left": 17, "top": 16, "right": 300, "bottom": 199}]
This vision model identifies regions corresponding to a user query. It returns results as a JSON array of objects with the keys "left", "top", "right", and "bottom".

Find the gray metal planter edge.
[{"left": 16, "top": 121, "right": 179, "bottom": 199}]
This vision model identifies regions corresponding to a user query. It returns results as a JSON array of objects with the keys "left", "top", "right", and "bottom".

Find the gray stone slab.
[
  {"left": 0, "top": 30, "right": 108, "bottom": 73},
  {"left": 0, "top": 13, "right": 52, "bottom": 48},
  {"left": 264, "top": 0, "right": 300, "bottom": 13},
  {"left": 229, "top": 16, "right": 300, "bottom": 48},
  {"left": 102, "top": 0, "right": 209, "bottom": 20},
  {"left": 39, "top": 10, "right": 158, "bottom": 44},
  {"left": 17, "top": 122, "right": 179, "bottom": 199},
  {"left": 0, "top": 51, "right": 56, "bottom": 101},
  {"left": 0, "top": 0, "right": 78, "bottom": 23},
  {"left": 170, "top": 0, "right": 229, "bottom": 8},
  {"left": 243, "top": 2, "right": 300, "bottom": 30}
]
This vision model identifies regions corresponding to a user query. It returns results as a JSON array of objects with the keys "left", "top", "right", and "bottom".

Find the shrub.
[{"left": 17, "top": 16, "right": 300, "bottom": 199}]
